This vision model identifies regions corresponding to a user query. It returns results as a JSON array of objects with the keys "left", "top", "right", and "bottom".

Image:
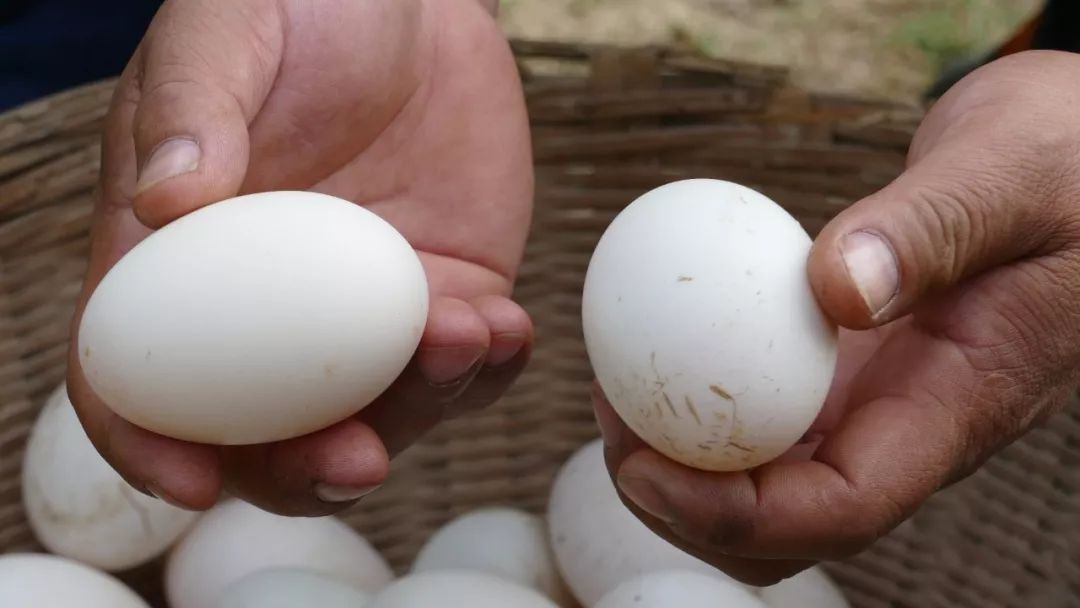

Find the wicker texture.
[{"left": 0, "top": 40, "right": 1077, "bottom": 608}]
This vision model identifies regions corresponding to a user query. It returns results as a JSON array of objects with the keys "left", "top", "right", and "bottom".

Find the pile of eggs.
[
  {"left": 6, "top": 386, "right": 849, "bottom": 607},
  {"left": 6, "top": 180, "right": 846, "bottom": 607}
]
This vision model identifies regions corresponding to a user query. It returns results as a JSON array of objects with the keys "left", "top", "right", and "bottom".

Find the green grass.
[{"left": 892, "top": 0, "right": 1034, "bottom": 72}]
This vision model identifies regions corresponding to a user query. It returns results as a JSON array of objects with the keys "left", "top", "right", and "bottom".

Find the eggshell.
[
  {"left": 582, "top": 179, "right": 838, "bottom": 471},
  {"left": 21, "top": 383, "right": 199, "bottom": 571},
  {"left": 218, "top": 568, "right": 373, "bottom": 608},
  {"left": 369, "top": 570, "right": 559, "bottom": 608},
  {"left": 0, "top": 553, "right": 149, "bottom": 608},
  {"left": 595, "top": 570, "right": 768, "bottom": 608},
  {"left": 166, "top": 498, "right": 392, "bottom": 608},
  {"left": 412, "top": 507, "right": 572, "bottom": 606},
  {"left": 759, "top": 567, "right": 851, "bottom": 608},
  {"left": 548, "top": 439, "right": 746, "bottom": 606},
  {"left": 78, "top": 190, "right": 428, "bottom": 445}
]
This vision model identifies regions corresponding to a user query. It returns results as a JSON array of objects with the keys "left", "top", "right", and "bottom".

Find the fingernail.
[
  {"left": 487, "top": 333, "right": 525, "bottom": 367},
  {"left": 315, "top": 483, "right": 380, "bottom": 504},
  {"left": 840, "top": 230, "right": 899, "bottom": 318},
  {"left": 418, "top": 346, "right": 485, "bottom": 386},
  {"left": 137, "top": 137, "right": 200, "bottom": 194},
  {"left": 591, "top": 383, "right": 622, "bottom": 449},
  {"left": 617, "top": 476, "right": 675, "bottom": 524},
  {"left": 146, "top": 482, "right": 196, "bottom": 511}
]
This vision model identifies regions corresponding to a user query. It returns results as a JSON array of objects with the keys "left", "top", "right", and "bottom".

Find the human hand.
[
  {"left": 594, "top": 50, "right": 1080, "bottom": 585},
  {"left": 67, "top": 0, "right": 533, "bottom": 516}
]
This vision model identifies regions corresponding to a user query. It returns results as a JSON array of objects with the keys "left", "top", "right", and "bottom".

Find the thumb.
[
  {"left": 808, "top": 132, "right": 1072, "bottom": 329},
  {"left": 131, "top": 0, "right": 284, "bottom": 228}
]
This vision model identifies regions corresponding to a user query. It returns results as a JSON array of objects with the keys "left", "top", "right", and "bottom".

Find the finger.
[
  {"left": 66, "top": 360, "right": 223, "bottom": 511},
  {"left": 593, "top": 388, "right": 815, "bottom": 586},
  {"left": 443, "top": 295, "right": 534, "bottom": 417},
  {"left": 808, "top": 107, "right": 1073, "bottom": 328},
  {"left": 359, "top": 297, "right": 491, "bottom": 458},
  {"left": 221, "top": 418, "right": 389, "bottom": 517},
  {"left": 130, "top": 0, "right": 284, "bottom": 227},
  {"left": 470, "top": 295, "right": 532, "bottom": 367}
]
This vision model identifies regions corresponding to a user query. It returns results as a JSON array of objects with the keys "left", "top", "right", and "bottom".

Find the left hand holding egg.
[
  {"left": 67, "top": 0, "right": 533, "bottom": 516},
  {"left": 593, "top": 51, "right": 1080, "bottom": 585}
]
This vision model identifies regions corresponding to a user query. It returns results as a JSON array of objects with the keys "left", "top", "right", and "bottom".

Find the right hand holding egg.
[
  {"left": 590, "top": 52, "right": 1080, "bottom": 586},
  {"left": 67, "top": 0, "right": 534, "bottom": 516}
]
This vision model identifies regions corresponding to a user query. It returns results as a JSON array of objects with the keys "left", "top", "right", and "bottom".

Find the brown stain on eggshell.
[
  {"left": 684, "top": 396, "right": 703, "bottom": 426},
  {"left": 709, "top": 385, "right": 734, "bottom": 401},
  {"left": 661, "top": 392, "right": 679, "bottom": 419}
]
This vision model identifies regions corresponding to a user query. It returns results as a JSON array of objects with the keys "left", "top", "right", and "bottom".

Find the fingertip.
[
  {"left": 422, "top": 297, "right": 491, "bottom": 348},
  {"left": 131, "top": 88, "right": 251, "bottom": 228},
  {"left": 808, "top": 223, "right": 889, "bottom": 330},
  {"left": 274, "top": 419, "right": 390, "bottom": 504},
  {"left": 108, "top": 419, "right": 223, "bottom": 511},
  {"left": 469, "top": 295, "right": 534, "bottom": 366},
  {"left": 224, "top": 419, "right": 390, "bottom": 516},
  {"left": 416, "top": 297, "right": 491, "bottom": 386},
  {"left": 66, "top": 353, "right": 222, "bottom": 511}
]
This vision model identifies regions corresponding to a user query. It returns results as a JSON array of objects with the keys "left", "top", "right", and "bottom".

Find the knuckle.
[
  {"left": 704, "top": 511, "right": 755, "bottom": 551},
  {"left": 904, "top": 178, "right": 986, "bottom": 287}
]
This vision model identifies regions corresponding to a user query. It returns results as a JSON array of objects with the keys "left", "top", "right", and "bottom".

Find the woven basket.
[{"left": 1, "top": 39, "right": 1077, "bottom": 608}]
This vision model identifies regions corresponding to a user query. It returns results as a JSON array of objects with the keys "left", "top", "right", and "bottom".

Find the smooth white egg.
[
  {"left": 78, "top": 191, "right": 428, "bottom": 445},
  {"left": 548, "top": 439, "right": 746, "bottom": 606},
  {"left": 595, "top": 570, "right": 768, "bottom": 608},
  {"left": 411, "top": 507, "right": 572, "bottom": 606},
  {"left": 759, "top": 567, "right": 851, "bottom": 608},
  {"left": 0, "top": 553, "right": 149, "bottom": 607},
  {"left": 582, "top": 179, "right": 838, "bottom": 471},
  {"left": 369, "top": 570, "right": 559, "bottom": 608},
  {"left": 218, "top": 568, "right": 373, "bottom": 608},
  {"left": 166, "top": 498, "right": 392, "bottom": 608},
  {"left": 21, "top": 383, "right": 199, "bottom": 571}
]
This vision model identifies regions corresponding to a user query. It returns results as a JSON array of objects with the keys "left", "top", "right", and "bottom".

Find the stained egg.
[
  {"left": 78, "top": 191, "right": 429, "bottom": 446},
  {"left": 547, "top": 440, "right": 749, "bottom": 606},
  {"left": 21, "top": 383, "right": 199, "bottom": 572},
  {"left": 582, "top": 179, "right": 838, "bottom": 472}
]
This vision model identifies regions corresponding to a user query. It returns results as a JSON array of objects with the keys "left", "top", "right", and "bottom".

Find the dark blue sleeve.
[{"left": 0, "top": 0, "right": 163, "bottom": 111}]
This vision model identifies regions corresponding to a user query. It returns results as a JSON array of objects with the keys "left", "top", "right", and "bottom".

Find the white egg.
[
  {"left": 595, "top": 570, "right": 768, "bottom": 608},
  {"left": 218, "top": 568, "right": 373, "bottom": 608},
  {"left": 369, "top": 570, "right": 559, "bottom": 608},
  {"left": 759, "top": 567, "right": 851, "bottom": 608},
  {"left": 78, "top": 190, "right": 428, "bottom": 445},
  {"left": 21, "top": 383, "right": 199, "bottom": 571},
  {"left": 548, "top": 439, "right": 746, "bottom": 606},
  {"left": 166, "top": 498, "right": 393, "bottom": 608},
  {"left": 412, "top": 507, "right": 572, "bottom": 606},
  {"left": 0, "top": 553, "right": 149, "bottom": 607},
  {"left": 582, "top": 179, "right": 838, "bottom": 471}
]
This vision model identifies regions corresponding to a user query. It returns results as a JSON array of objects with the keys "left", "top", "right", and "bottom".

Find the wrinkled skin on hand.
[
  {"left": 68, "top": 0, "right": 535, "bottom": 516},
  {"left": 596, "top": 51, "right": 1080, "bottom": 586}
]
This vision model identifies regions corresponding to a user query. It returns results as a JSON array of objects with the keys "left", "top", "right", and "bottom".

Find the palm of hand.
[{"left": 244, "top": 0, "right": 533, "bottom": 297}]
